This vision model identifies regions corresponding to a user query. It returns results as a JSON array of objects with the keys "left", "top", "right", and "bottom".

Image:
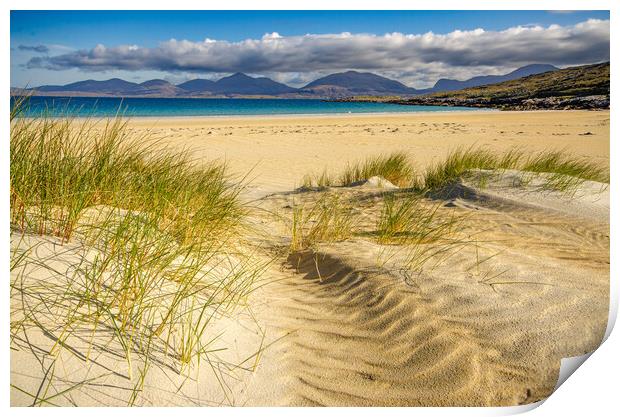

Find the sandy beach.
[
  {"left": 9, "top": 5, "right": 615, "bottom": 409},
  {"left": 127, "top": 110, "right": 610, "bottom": 194},
  {"left": 11, "top": 110, "right": 610, "bottom": 406}
]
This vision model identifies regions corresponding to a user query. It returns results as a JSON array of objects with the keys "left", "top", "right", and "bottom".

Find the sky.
[{"left": 10, "top": 10, "right": 610, "bottom": 89}]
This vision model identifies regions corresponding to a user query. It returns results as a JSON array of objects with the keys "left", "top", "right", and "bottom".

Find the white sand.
[
  {"left": 126, "top": 110, "right": 609, "bottom": 195},
  {"left": 244, "top": 177, "right": 609, "bottom": 405},
  {"left": 10, "top": 110, "right": 609, "bottom": 406}
]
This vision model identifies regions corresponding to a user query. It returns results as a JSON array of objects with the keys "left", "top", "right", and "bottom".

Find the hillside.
[
  {"left": 176, "top": 78, "right": 216, "bottom": 92},
  {"left": 431, "top": 64, "right": 559, "bottom": 92},
  {"left": 301, "top": 71, "right": 419, "bottom": 96},
  {"left": 389, "top": 62, "right": 610, "bottom": 110},
  {"left": 138, "top": 79, "right": 185, "bottom": 96},
  {"left": 210, "top": 73, "right": 297, "bottom": 95},
  {"left": 35, "top": 78, "right": 145, "bottom": 94}
]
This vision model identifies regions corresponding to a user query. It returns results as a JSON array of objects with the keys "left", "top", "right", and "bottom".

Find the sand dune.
[
  {"left": 240, "top": 178, "right": 608, "bottom": 406},
  {"left": 11, "top": 111, "right": 609, "bottom": 406}
]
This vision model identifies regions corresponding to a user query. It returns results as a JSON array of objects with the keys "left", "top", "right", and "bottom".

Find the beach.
[
  {"left": 127, "top": 110, "right": 610, "bottom": 194},
  {"left": 9, "top": 6, "right": 614, "bottom": 408},
  {"left": 10, "top": 109, "right": 610, "bottom": 406}
]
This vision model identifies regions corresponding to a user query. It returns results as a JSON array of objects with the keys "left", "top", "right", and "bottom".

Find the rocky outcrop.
[{"left": 386, "top": 94, "right": 609, "bottom": 110}]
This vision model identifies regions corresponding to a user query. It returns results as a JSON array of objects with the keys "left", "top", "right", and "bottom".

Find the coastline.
[
  {"left": 119, "top": 108, "right": 497, "bottom": 121},
  {"left": 13, "top": 98, "right": 489, "bottom": 120},
  {"left": 19, "top": 108, "right": 495, "bottom": 121},
  {"left": 121, "top": 108, "right": 608, "bottom": 126}
]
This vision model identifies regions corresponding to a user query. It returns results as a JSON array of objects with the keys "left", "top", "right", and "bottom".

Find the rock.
[{"left": 387, "top": 94, "right": 609, "bottom": 111}]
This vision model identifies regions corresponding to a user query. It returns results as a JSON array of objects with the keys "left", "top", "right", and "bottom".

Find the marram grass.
[
  {"left": 292, "top": 147, "right": 608, "bottom": 270},
  {"left": 300, "top": 151, "right": 415, "bottom": 189},
  {"left": 339, "top": 151, "right": 415, "bottom": 187},
  {"left": 300, "top": 147, "right": 608, "bottom": 193},
  {"left": 10, "top": 113, "right": 244, "bottom": 245},
  {"left": 375, "top": 193, "right": 468, "bottom": 272},
  {"left": 421, "top": 146, "right": 609, "bottom": 192},
  {"left": 10, "top": 101, "right": 265, "bottom": 405},
  {"left": 289, "top": 193, "right": 353, "bottom": 251}
]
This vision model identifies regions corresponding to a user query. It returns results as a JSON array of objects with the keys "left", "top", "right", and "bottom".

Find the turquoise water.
[{"left": 12, "top": 96, "right": 481, "bottom": 117}]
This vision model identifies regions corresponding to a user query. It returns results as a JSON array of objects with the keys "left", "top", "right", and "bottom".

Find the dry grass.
[
  {"left": 301, "top": 147, "right": 608, "bottom": 194},
  {"left": 301, "top": 169, "right": 336, "bottom": 189}
]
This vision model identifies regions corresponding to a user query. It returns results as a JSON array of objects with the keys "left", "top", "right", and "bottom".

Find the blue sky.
[{"left": 10, "top": 10, "right": 610, "bottom": 88}]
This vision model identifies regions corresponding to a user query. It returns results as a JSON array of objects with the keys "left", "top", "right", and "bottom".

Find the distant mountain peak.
[
  {"left": 432, "top": 64, "right": 560, "bottom": 92},
  {"left": 513, "top": 63, "right": 558, "bottom": 71},
  {"left": 213, "top": 72, "right": 296, "bottom": 95},
  {"left": 24, "top": 63, "right": 570, "bottom": 99},
  {"left": 226, "top": 72, "right": 252, "bottom": 79},
  {"left": 141, "top": 79, "right": 172, "bottom": 86},
  {"left": 302, "top": 71, "right": 418, "bottom": 96}
]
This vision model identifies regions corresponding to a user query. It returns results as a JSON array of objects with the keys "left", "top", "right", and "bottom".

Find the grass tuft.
[
  {"left": 421, "top": 146, "right": 608, "bottom": 192},
  {"left": 10, "top": 114, "right": 244, "bottom": 245},
  {"left": 10, "top": 99, "right": 265, "bottom": 405},
  {"left": 339, "top": 151, "right": 414, "bottom": 187},
  {"left": 422, "top": 147, "right": 500, "bottom": 190},
  {"left": 289, "top": 194, "right": 353, "bottom": 251},
  {"left": 522, "top": 150, "right": 609, "bottom": 184},
  {"left": 301, "top": 169, "right": 335, "bottom": 189},
  {"left": 376, "top": 193, "right": 467, "bottom": 271},
  {"left": 299, "top": 152, "right": 415, "bottom": 189}
]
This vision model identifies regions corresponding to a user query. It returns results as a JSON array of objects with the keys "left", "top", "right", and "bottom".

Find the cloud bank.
[
  {"left": 19, "top": 44, "right": 49, "bottom": 53},
  {"left": 26, "top": 19, "right": 609, "bottom": 87}
]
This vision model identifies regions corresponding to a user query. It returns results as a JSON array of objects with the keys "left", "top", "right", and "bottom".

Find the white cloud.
[{"left": 26, "top": 19, "right": 609, "bottom": 88}]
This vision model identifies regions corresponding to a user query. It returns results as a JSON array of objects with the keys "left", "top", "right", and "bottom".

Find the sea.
[{"left": 12, "top": 96, "right": 481, "bottom": 118}]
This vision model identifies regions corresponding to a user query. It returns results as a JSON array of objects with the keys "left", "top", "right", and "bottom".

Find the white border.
[
  {"left": 1, "top": 1, "right": 617, "bottom": 11},
  {"left": 3, "top": 1, "right": 616, "bottom": 415}
]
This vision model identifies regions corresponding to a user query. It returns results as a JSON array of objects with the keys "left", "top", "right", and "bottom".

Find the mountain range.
[
  {"left": 16, "top": 64, "right": 561, "bottom": 98},
  {"left": 429, "top": 64, "right": 559, "bottom": 92},
  {"left": 382, "top": 62, "right": 609, "bottom": 110}
]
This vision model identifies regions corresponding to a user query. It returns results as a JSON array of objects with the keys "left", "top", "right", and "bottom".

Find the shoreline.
[
  {"left": 119, "top": 108, "right": 600, "bottom": 124},
  {"left": 16, "top": 108, "right": 493, "bottom": 121},
  {"left": 16, "top": 107, "right": 613, "bottom": 123},
  {"left": 117, "top": 108, "right": 496, "bottom": 121},
  {"left": 22, "top": 108, "right": 610, "bottom": 123}
]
